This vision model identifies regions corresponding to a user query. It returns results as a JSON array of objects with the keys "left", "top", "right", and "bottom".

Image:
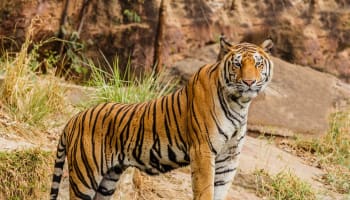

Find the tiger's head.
[{"left": 217, "top": 37, "right": 274, "bottom": 100}]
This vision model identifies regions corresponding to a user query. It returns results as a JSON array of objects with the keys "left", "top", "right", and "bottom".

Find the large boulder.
[
  {"left": 168, "top": 44, "right": 350, "bottom": 138},
  {"left": 249, "top": 57, "right": 350, "bottom": 137}
]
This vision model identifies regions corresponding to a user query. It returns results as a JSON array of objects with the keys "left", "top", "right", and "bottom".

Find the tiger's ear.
[
  {"left": 217, "top": 35, "right": 232, "bottom": 61},
  {"left": 260, "top": 39, "right": 273, "bottom": 53}
]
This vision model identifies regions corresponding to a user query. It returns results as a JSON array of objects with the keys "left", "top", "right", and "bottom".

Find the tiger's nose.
[{"left": 242, "top": 79, "right": 256, "bottom": 86}]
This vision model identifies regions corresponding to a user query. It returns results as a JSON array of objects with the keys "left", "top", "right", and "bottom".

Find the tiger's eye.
[
  {"left": 234, "top": 61, "right": 241, "bottom": 68},
  {"left": 254, "top": 54, "right": 263, "bottom": 67},
  {"left": 233, "top": 54, "right": 242, "bottom": 68}
]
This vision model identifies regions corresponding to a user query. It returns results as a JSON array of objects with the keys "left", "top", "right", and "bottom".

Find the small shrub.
[
  {"left": 123, "top": 9, "right": 141, "bottom": 23},
  {"left": 254, "top": 169, "right": 316, "bottom": 200}
]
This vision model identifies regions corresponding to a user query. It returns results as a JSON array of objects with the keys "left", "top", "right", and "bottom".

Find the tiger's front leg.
[
  {"left": 213, "top": 127, "right": 247, "bottom": 200},
  {"left": 190, "top": 144, "right": 216, "bottom": 200},
  {"left": 213, "top": 156, "right": 238, "bottom": 200}
]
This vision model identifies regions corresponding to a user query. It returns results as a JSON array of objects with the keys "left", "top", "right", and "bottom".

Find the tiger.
[{"left": 50, "top": 36, "right": 274, "bottom": 200}]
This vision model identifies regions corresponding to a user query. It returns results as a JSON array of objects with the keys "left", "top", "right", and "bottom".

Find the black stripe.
[
  {"left": 177, "top": 89, "right": 183, "bottom": 116},
  {"left": 214, "top": 180, "right": 229, "bottom": 187},
  {"left": 54, "top": 161, "right": 65, "bottom": 169},
  {"left": 110, "top": 105, "right": 129, "bottom": 149},
  {"left": 208, "top": 62, "right": 219, "bottom": 78},
  {"left": 102, "top": 103, "right": 119, "bottom": 124},
  {"left": 168, "top": 94, "right": 183, "bottom": 152},
  {"left": 100, "top": 133, "right": 105, "bottom": 175},
  {"left": 159, "top": 163, "right": 175, "bottom": 172},
  {"left": 165, "top": 96, "right": 172, "bottom": 126},
  {"left": 146, "top": 100, "right": 152, "bottom": 119},
  {"left": 114, "top": 166, "right": 123, "bottom": 174},
  {"left": 168, "top": 145, "right": 177, "bottom": 163},
  {"left": 150, "top": 149, "right": 160, "bottom": 169},
  {"left": 205, "top": 125, "right": 217, "bottom": 155},
  {"left": 125, "top": 104, "right": 140, "bottom": 152},
  {"left": 104, "top": 120, "right": 113, "bottom": 169},
  {"left": 215, "top": 168, "right": 236, "bottom": 175},
  {"left": 164, "top": 115, "right": 173, "bottom": 145},
  {"left": 104, "top": 177, "right": 119, "bottom": 182},
  {"left": 79, "top": 119, "right": 97, "bottom": 190},
  {"left": 216, "top": 156, "right": 231, "bottom": 163},
  {"left": 91, "top": 104, "right": 108, "bottom": 173},
  {"left": 160, "top": 96, "right": 165, "bottom": 113},
  {"left": 97, "top": 186, "right": 116, "bottom": 196},
  {"left": 133, "top": 105, "right": 147, "bottom": 166},
  {"left": 190, "top": 124, "right": 201, "bottom": 145},
  {"left": 224, "top": 59, "right": 231, "bottom": 85},
  {"left": 152, "top": 101, "right": 161, "bottom": 155},
  {"left": 238, "top": 135, "right": 245, "bottom": 142},
  {"left": 174, "top": 91, "right": 188, "bottom": 152},
  {"left": 67, "top": 114, "right": 80, "bottom": 143},
  {"left": 79, "top": 143, "right": 97, "bottom": 190},
  {"left": 88, "top": 106, "right": 97, "bottom": 130},
  {"left": 216, "top": 151, "right": 241, "bottom": 163},
  {"left": 217, "top": 84, "right": 240, "bottom": 127},
  {"left": 210, "top": 111, "right": 228, "bottom": 141},
  {"left": 116, "top": 105, "right": 128, "bottom": 165},
  {"left": 191, "top": 103, "right": 202, "bottom": 132},
  {"left": 72, "top": 112, "right": 92, "bottom": 190},
  {"left": 49, "top": 188, "right": 59, "bottom": 199},
  {"left": 52, "top": 174, "right": 62, "bottom": 183}
]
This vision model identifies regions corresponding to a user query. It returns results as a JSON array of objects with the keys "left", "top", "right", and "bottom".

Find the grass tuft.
[
  {"left": 0, "top": 149, "right": 53, "bottom": 200},
  {"left": 81, "top": 58, "right": 175, "bottom": 108},
  {"left": 321, "top": 165, "right": 350, "bottom": 194},
  {"left": 254, "top": 169, "right": 316, "bottom": 200}
]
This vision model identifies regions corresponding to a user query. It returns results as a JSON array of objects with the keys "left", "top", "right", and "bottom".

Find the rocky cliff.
[{"left": 0, "top": 0, "right": 349, "bottom": 81}]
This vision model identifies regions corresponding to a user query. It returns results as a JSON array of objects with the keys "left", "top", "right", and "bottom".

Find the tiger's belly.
[{"left": 124, "top": 144, "right": 190, "bottom": 175}]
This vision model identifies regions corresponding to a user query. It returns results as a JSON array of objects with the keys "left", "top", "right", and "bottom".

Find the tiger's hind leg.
[
  {"left": 93, "top": 166, "right": 124, "bottom": 200},
  {"left": 69, "top": 176, "right": 98, "bottom": 200}
]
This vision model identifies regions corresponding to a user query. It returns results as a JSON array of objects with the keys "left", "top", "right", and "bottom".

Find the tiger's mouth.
[
  {"left": 238, "top": 87, "right": 259, "bottom": 93},
  {"left": 239, "top": 88, "right": 260, "bottom": 99}
]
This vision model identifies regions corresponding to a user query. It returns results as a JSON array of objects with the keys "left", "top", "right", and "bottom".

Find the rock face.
[
  {"left": 165, "top": 0, "right": 350, "bottom": 82},
  {"left": 0, "top": 0, "right": 159, "bottom": 72},
  {"left": 1, "top": 0, "right": 350, "bottom": 82},
  {"left": 167, "top": 44, "right": 350, "bottom": 137}
]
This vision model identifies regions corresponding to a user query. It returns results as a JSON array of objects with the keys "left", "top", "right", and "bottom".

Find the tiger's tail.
[{"left": 50, "top": 131, "right": 67, "bottom": 200}]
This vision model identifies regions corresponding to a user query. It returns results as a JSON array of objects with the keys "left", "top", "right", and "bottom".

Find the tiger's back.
[{"left": 50, "top": 37, "right": 273, "bottom": 200}]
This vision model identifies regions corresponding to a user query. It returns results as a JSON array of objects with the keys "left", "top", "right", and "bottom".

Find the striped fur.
[{"left": 50, "top": 38, "right": 273, "bottom": 200}]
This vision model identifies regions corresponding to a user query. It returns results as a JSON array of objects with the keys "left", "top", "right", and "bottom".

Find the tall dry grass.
[{"left": 0, "top": 27, "right": 67, "bottom": 128}]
